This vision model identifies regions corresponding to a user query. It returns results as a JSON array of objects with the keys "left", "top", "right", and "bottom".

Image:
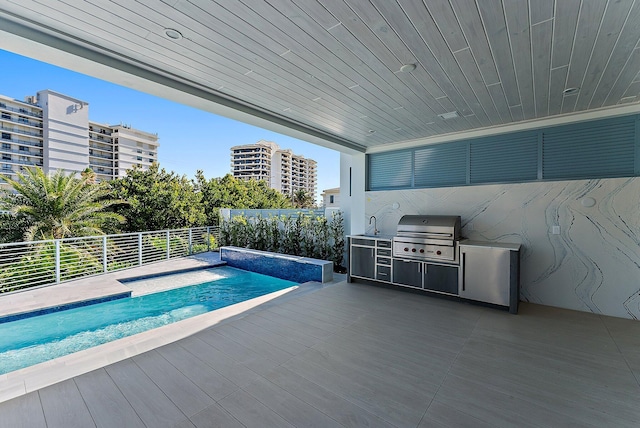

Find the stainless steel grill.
[{"left": 392, "top": 215, "right": 461, "bottom": 263}]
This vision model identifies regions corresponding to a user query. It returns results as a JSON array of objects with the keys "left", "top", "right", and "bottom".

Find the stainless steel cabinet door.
[
  {"left": 350, "top": 246, "right": 375, "bottom": 279},
  {"left": 459, "top": 246, "right": 510, "bottom": 306},
  {"left": 392, "top": 259, "right": 423, "bottom": 288}
]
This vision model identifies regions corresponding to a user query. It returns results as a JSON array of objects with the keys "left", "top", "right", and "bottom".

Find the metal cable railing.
[{"left": 0, "top": 226, "right": 219, "bottom": 294}]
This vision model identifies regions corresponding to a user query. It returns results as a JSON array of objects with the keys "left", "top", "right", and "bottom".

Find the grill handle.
[{"left": 396, "top": 232, "right": 454, "bottom": 239}]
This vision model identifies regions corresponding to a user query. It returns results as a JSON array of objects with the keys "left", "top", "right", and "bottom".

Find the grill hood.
[{"left": 396, "top": 215, "right": 461, "bottom": 240}]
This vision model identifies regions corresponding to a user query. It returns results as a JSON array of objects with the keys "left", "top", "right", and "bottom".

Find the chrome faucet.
[{"left": 369, "top": 216, "right": 379, "bottom": 235}]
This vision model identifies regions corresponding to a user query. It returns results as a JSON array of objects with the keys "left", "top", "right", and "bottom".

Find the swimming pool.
[{"left": 0, "top": 266, "right": 296, "bottom": 375}]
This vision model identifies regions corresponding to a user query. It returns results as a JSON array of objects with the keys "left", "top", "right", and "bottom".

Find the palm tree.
[
  {"left": 80, "top": 167, "right": 97, "bottom": 185},
  {"left": 292, "top": 189, "right": 315, "bottom": 209},
  {"left": 0, "top": 168, "right": 126, "bottom": 241}
]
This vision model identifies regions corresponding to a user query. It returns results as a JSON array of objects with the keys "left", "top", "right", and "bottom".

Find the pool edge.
[{"left": 0, "top": 262, "right": 228, "bottom": 324}]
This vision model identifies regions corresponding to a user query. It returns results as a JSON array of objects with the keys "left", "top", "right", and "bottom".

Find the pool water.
[{"left": 0, "top": 266, "right": 296, "bottom": 374}]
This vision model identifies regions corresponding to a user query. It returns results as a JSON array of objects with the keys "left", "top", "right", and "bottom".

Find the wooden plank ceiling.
[{"left": 0, "top": 0, "right": 639, "bottom": 152}]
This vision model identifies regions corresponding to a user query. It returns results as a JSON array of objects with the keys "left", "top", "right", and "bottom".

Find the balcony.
[
  {"left": 89, "top": 159, "right": 113, "bottom": 167},
  {"left": 89, "top": 135, "right": 112, "bottom": 143},
  {"left": 0, "top": 146, "right": 43, "bottom": 157},
  {"left": 0, "top": 115, "right": 42, "bottom": 128},
  {"left": 0, "top": 102, "right": 43, "bottom": 118},
  {"left": 0, "top": 135, "right": 43, "bottom": 148},
  {"left": 0, "top": 157, "right": 43, "bottom": 167},
  {"left": 0, "top": 124, "right": 43, "bottom": 138},
  {"left": 89, "top": 151, "right": 113, "bottom": 160},
  {"left": 89, "top": 143, "right": 113, "bottom": 152}
]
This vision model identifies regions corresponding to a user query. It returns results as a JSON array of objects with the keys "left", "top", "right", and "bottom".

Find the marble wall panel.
[{"left": 365, "top": 177, "right": 640, "bottom": 319}]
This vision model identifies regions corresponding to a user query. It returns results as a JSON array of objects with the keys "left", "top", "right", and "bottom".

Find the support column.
[{"left": 340, "top": 152, "right": 366, "bottom": 236}]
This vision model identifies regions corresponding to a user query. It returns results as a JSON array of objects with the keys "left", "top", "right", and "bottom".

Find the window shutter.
[
  {"left": 414, "top": 143, "right": 467, "bottom": 187},
  {"left": 470, "top": 131, "right": 538, "bottom": 184},
  {"left": 542, "top": 116, "right": 636, "bottom": 180},
  {"left": 368, "top": 150, "right": 412, "bottom": 190}
]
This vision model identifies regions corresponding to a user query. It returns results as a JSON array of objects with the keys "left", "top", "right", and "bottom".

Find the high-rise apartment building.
[
  {"left": 230, "top": 140, "right": 317, "bottom": 198},
  {"left": 0, "top": 89, "right": 159, "bottom": 187}
]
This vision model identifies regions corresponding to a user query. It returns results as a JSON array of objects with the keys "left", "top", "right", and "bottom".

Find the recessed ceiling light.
[
  {"left": 400, "top": 63, "right": 417, "bottom": 73},
  {"left": 563, "top": 87, "right": 579, "bottom": 95},
  {"left": 368, "top": 129, "right": 376, "bottom": 134},
  {"left": 164, "top": 28, "right": 183, "bottom": 40},
  {"left": 438, "top": 111, "right": 459, "bottom": 120}
]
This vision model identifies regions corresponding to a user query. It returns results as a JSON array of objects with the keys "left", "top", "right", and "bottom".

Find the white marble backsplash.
[{"left": 365, "top": 177, "right": 640, "bottom": 320}]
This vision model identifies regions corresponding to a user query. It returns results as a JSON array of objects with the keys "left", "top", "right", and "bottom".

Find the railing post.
[
  {"left": 102, "top": 235, "right": 108, "bottom": 272},
  {"left": 207, "top": 226, "right": 211, "bottom": 251},
  {"left": 188, "top": 228, "right": 193, "bottom": 255},
  {"left": 54, "top": 240, "right": 61, "bottom": 283},
  {"left": 138, "top": 233, "right": 143, "bottom": 266},
  {"left": 166, "top": 230, "right": 171, "bottom": 259}
]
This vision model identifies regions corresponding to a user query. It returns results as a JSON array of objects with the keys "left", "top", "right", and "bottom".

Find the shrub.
[{"left": 219, "top": 211, "right": 345, "bottom": 270}]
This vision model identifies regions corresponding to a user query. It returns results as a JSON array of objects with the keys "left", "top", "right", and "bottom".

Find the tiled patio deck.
[{"left": 1, "top": 278, "right": 639, "bottom": 427}]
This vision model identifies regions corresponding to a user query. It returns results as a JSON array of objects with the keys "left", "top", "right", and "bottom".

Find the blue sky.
[{"left": 0, "top": 49, "right": 340, "bottom": 199}]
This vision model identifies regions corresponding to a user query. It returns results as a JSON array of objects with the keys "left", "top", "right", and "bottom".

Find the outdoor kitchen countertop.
[
  {"left": 348, "top": 234, "right": 395, "bottom": 240},
  {"left": 459, "top": 239, "right": 521, "bottom": 251}
]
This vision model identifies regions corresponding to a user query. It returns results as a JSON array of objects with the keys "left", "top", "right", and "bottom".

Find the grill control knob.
[
  {"left": 404, "top": 247, "right": 409, "bottom": 252},
  {"left": 411, "top": 248, "right": 416, "bottom": 252},
  {"left": 419, "top": 249, "right": 425, "bottom": 253},
  {"left": 436, "top": 250, "right": 442, "bottom": 255}
]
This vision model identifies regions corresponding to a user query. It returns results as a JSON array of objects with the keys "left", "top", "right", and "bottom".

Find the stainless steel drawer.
[
  {"left": 351, "top": 238, "right": 375, "bottom": 246},
  {"left": 376, "top": 265, "right": 391, "bottom": 281},
  {"left": 377, "top": 257, "right": 391, "bottom": 265},
  {"left": 377, "top": 248, "right": 391, "bottom": 257},
  {"left": 377, "top": 240, "right": 391, "bottom": 248}
]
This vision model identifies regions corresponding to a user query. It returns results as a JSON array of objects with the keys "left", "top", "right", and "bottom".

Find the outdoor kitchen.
[
  {"left": 356, "top": 175, "right": 640, "bottom": 320},
  {"left": 348, "top": 214, "right": 520, "bottom": 313}
]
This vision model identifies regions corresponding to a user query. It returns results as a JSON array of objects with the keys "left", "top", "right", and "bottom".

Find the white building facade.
[
  {"left": 320, "top": 187, "right": 340, "bottom": 208},
  {"left": 231, "top": 140, "right": 317, "bottom": 198},
  {"left": 0, "top": 90, "right": 158, "bottom": 187}
]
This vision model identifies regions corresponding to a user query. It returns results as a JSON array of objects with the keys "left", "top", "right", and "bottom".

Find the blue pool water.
[{"left": 0, "top": 266, "right": 296, "bottom": 374}]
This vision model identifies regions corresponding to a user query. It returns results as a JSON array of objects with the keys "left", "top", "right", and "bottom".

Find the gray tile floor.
[{"left": 1, "top": 281, "right": 639, "bottom": 427}]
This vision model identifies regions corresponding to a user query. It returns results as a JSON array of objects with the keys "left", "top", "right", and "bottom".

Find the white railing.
[{"left": 0, "top": 226, "right": 219, "bottom": 293}]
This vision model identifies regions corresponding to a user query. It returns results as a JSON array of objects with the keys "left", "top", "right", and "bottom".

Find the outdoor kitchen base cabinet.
[
  {"left": 392, "top": 259, "right": 422, "bottom": 288},
  {"left": 350, "top": 245, "right": 375, "bottom": 280},
  {"left": 392, "top": 260, "right": 458, "bottom": 294},
  {"left": 425, "top": 264, "right": 458, "bottom": 294},
  {"left": 348, "top": 217, "right": 520, "bottom": 313},
  {"left": 459, "top": 241, "right": 521, "bottom": 314}
]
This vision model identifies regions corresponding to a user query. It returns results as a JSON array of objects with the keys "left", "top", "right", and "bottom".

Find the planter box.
[{"left": 220, "top": 246, "right": 333, "bottom": 283}]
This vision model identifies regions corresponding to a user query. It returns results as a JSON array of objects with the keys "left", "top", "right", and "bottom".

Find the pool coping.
[
  {"left": 0, "top": 292, "right": 132, "bottom": 324},
  {"left": 0, "top": 263, "right": 229, "bottom": 324},
  {"left": 117, "top": 262, "right": 226, "bottom": 283},
  {"left": 0, "top": 280, "right": 332, "bottom": 404},
  {"left": 0, "top": 252, "right": 223, "bottom": 320}
]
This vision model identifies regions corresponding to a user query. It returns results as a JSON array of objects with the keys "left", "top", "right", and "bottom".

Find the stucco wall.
[{"left": 365, "top": 177, "right": 640, "bottom": 319}]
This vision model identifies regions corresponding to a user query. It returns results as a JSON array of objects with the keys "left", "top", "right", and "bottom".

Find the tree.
[
  {"left": 292, "top": 189, "right": 315, "bottom": 208},
  {"left": 80, "top": 167, "right": 97, "bottom": 185},
  {"left": 0, "top": 212, "right": 33, "bottom": 244},
  {"left": 111, "top": 164, "right": 206, "bottom": 232},
  {"left": 193, "top": 172, "right": 293, "bottom": 223},
  {"left": 0, "top": 168, "right": 126, "bottom": 240}
]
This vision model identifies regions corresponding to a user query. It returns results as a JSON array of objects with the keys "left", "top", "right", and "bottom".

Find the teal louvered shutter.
[
  {"left": 470, "top": 131, "right": 538, "bottom": 184},
  {"left": 367, "top": 150, "right": 412, "bottom": 190},
  {"left": 542, "top": 116, "right": 636, "bottom": 180},
  {"left": 414, "top": 143, "right": 467, "bottom": 187}
]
